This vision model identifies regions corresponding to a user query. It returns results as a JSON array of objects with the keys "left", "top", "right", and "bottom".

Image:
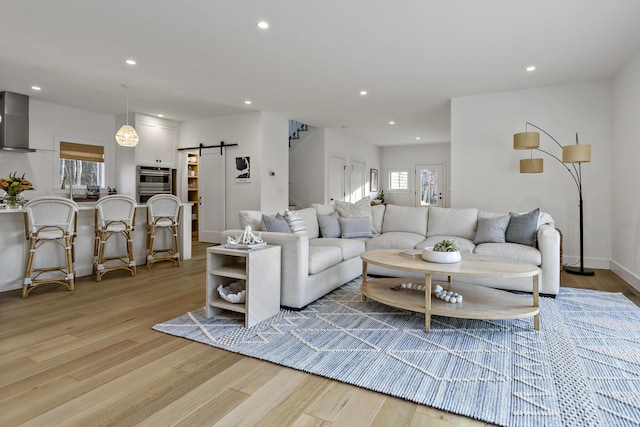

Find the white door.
[
  {"left": 349, "top": 159, "right": 365, "bottom": 202},
  {"left": 328, "top": 155, "right": 346, "bottom": 203},
  {"left": 199, "top": 150, "right": 226, "bottom": 243},
  {"left": 415, "top": 163, "right": 445, "bottom": 207}
]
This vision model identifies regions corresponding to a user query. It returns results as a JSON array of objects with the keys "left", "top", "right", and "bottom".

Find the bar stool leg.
[
  {"left": 22, "top": 237, "right": 37, "bottom": 298},
  {"left": 172, "top": 225, "right": 181, "bottom": 267},
  {"left": 127, "top": 229, "right": 136, "bottom": 276},
  {"left": 146, "top": 225, "right": 156, "bottom": 269},
  {"left": 65, "top": 233, "right": 75, "bottom": 291}
]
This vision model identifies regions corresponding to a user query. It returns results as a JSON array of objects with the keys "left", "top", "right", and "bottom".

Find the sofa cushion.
[
  {"left": 474, "top": 242, "right": 542, "bottom": 265},
  {"left": 240, "top": 210, "right": 277, "bottom": 230},
  {"left": 370, "top": 204, "right": 385, "bottom": 234},
  {"left": 339, "top": 217, "right": 373, "bottom": 238},
  {"left": 365, "top": 232, "right": 426, "bottom": 251},
  {"left": 310, "top": 238, "right": 365, "bottom": 261},
  {"left": 416, "top": 236, "right": 476, "bottom": 253},
  {"left": 506, "top": 208, "right": 539, "bottom": 246},
  {"left": 296, "top": 207, "right": 320, "bottom": 239},
  {"left": 427, "top": 207, "right": 478, "bottom": 240},
  {"left": 474, "top": 214, "right": 511, "bottom": 244},
  {"left": 311, "top": 202, "right": 336, "bottom": 216},
  {"left": 381, "top": 204, "right": 428, "bottom": 235},
  {"left": 261, "top": 214, "right": 291, "bottom": 233},
  {"left": 317, "top": 212, "right": 341, "bottom": 238},
  {"left": 308, "top": 246, "right": 343, "bottom": 274}
]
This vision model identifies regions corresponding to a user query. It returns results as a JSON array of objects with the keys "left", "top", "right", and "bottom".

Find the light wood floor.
[{"left": 1, "top": 242, "right": 638, "bottom": 427}]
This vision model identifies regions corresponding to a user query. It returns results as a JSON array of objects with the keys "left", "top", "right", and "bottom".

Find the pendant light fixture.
[{"left": 115, "top": 84, "right": 139, "bottom": 147}]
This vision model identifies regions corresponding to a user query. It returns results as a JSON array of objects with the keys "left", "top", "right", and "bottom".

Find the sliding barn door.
[{"left": 199, "top": 150, "right": 226, "bottom": 243}]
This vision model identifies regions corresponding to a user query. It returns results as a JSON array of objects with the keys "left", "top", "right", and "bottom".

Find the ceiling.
[{"left": 1, "top": 0, "right": 639, "bottom": 147}]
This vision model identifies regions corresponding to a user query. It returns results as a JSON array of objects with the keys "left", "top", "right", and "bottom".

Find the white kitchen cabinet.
[{"left": 135, "top": 118, "right": 178, "bottom": 168}]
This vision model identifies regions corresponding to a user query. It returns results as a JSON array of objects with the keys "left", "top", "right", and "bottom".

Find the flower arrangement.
[
  {"left": 432, "top": 239, "right": 461, "bottom": 253},
  {"left": 1, "top": 172, "right": 35, "bottom": 196},
  {"left": 1, "top": 172, "right": 35, "bottom": 208}
]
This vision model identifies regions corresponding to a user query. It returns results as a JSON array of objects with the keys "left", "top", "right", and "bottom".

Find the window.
[
  {"left": 388, "top": 170, "right": 409, "bottom": 192},
  {"left": 59, "top": 141, "right": 105, "bottom": 189}
]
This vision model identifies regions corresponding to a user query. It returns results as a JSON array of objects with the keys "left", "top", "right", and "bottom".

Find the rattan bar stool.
[
  {"left": 22, "top": 196, "right": 79, "bottom": 297},
  {"left": 94, "top": 195, "right": 137, "bottom": 281},
  {"left": 146, "top": 194, "right": 182, "bottom": 269}
]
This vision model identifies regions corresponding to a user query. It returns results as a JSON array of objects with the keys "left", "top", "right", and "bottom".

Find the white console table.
[{"left": 206, "top": 245, "right": 281, "bottom": 327}]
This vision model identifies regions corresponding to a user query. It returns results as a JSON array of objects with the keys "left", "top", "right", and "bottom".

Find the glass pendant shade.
[
  {"left": 562, "top": 144, "right": 591, "bottom": 163},
  {"left": 520, "top": 158, "right": 543, "bottom": 173},
  {"left": 115, "top": 124, "right": 139, "bottom": 147},
  {"left": 514, "top": 132, "right": 540, "bottom": 150}
]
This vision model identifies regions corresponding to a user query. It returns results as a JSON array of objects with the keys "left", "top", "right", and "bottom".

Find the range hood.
[{"left": 0, "top": 91, "right": 34, "bottom": 152}]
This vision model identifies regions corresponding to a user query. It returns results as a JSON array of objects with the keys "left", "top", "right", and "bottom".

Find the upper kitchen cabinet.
[
  {"left": 117, "top": 113, "right": 179, "bottom": 168},
  {"left": 116, "top": 113, "right": 180, "bottom": 198}
]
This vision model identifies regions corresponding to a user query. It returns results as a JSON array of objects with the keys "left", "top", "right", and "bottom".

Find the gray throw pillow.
[
  {"left": 261, "top": 214, "right": 291, "bottom": 233},
  {"left": 317, "top": 212, "right": 341, "bottom": 238},
  {"left": 505, "top": 208, "right": 539, "bottom": 246},
  {"left": 339, "top": 217, "right": 373, "bottom": 239},
  {"left": 474, "top": 214, "right": 511, "bottom": 244}
]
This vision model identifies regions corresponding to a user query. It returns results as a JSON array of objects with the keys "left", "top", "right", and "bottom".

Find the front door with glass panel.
[{"left": 415, "top": 163, "right": 445, "bottom": 207}]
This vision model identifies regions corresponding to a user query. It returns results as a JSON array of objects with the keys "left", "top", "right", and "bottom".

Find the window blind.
[{"left": 59, "top": 141, "right": 104, "bottom": 163}]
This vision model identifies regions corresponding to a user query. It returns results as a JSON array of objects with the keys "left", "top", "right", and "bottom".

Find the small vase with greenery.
[{"left": 422, "top": 239, "right": 462, "bottom": 263}]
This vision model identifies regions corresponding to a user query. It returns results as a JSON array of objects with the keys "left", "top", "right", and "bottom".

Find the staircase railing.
[{"left": 289, "top": 120, "right": 309, "bottom": 147}]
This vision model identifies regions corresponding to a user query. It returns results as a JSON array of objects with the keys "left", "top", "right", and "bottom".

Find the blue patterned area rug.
[{"left": 153, "top": 280, "right": 640, "bottom": 427}]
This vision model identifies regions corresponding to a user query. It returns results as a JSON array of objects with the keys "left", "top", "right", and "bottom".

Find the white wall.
[
  {"left": 178, "top": 111, "right": 289, "bottom": 230},
  {"left": 289, "top": 128, "right": 325, "bottom": 208},
  {"left": 451, "top": 81, "right": 613, "bottom": 270},
  {"left": 0, "top": 99, "right": 117, "bottom": 200},
  {"left": 612, "top": 50, "right": 640, "bottom": 290},
  {"left": 259, "top": 112, "right": 289, "bottom": 211},
  {"left": 380, "top": 143, "right": 451, "bottom": 207}
]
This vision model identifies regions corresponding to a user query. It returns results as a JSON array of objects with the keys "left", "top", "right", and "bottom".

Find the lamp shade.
[
  {"left": 514, "top": 132, "right": 540, "bottom": 150},
  {"left": 115, "top": 125, "right": 140, "bottom": 147},
  {"left": 562, "top": 144, "right": 591, "bottom": 163},
  {"left": 520, "top": 158, "right": 543, "bottom": 173}
]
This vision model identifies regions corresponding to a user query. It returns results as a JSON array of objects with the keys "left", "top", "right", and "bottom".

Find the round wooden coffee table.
[{"left": 360, "top": 249, "right": 540, "bottom": 333}]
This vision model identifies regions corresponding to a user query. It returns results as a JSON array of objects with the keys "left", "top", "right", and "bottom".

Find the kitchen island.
[{"left": 0, "top": 202, "right": 192, "bottom": 293}]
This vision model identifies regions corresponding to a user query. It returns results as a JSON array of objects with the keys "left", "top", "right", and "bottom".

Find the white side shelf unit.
[{"left": 206, "top": 245, "right": 281, "bottom": 328}]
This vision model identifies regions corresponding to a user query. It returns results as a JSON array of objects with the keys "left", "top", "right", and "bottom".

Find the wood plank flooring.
[{"left": 1, "top": 242, "right": 638, "bottom": 427}]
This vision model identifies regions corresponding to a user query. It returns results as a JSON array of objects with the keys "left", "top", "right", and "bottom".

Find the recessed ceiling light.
[
  {"left": 126, "top": 59, "right": 137, "bottom": 65},
  {"left": 416, "top": 137, "right": 421, "bottom": 140},
  {"left": 526, "top": 65, "right": 536, "bottom": 72},
  {"left": 244, "top": 100, "right": 252, "bottom": 105},
  {"left": 257, "top": 21, "right": 269, "bottom": 30},
  {"left": 31, "top": 86, "right": 41, "bottom": 91},
  {"left": 389, "top": 121, "right": 395, "bottom": 125},
  {"left": 360, "top": 90, "right": 367, "bottom": 96},
  {"left": 157, "top": 114, "right": 164, "bottom": 118}
]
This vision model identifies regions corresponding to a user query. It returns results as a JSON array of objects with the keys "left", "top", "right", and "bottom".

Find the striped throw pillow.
[{"left": 283, "top": 210, "right": 307, "bottom": 235}]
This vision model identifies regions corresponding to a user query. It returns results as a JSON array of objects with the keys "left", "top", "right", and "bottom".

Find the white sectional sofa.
[{"left": 222, "top": 202, "right": 560, "bottom": 309}]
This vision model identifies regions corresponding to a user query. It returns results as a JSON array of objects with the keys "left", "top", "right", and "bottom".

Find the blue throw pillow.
[
  {"left": 505, "top": 208, "right": 539, "bottom": 246},
  {"left": 474, "top": 215, "right": 511, "bottom": 244},
  {"left": 261, "top": 214, "right": 291, "bottom": 233},
  {"left": 339, "top": 217, "right": 373, "bottom": 239},
  {"left": 317, "top": 212, "right": 341, "bottom": 238}
]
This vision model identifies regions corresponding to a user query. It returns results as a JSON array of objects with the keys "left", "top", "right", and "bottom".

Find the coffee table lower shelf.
[{"left": 361, "top": 277, "right": 540, "bottom": 332}]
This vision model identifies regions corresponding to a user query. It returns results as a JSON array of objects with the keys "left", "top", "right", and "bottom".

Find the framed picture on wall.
[
  {"left": 235, "top": 156, "right": 251, "bottom": 182},
  {"left": 370, "top": 168, "right": 378, "bottom": 192}
]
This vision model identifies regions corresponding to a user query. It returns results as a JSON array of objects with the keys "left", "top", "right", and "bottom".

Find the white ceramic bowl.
[{"left": 421, "top": 247, "right": 461, "bottom": 263}]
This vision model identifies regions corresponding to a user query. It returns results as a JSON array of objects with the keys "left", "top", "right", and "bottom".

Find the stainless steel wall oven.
[{"left": 136, "top": 166, "right": 173, "bottom": 203}]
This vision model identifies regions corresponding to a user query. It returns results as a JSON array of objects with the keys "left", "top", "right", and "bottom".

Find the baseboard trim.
[{"left": 610, "top": 260, "right": 640, "bottom": 293}]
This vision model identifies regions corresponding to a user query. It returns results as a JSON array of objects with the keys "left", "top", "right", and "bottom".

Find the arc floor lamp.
[{"left": 514, "top": 122, "right": 594, "bottom": 276}]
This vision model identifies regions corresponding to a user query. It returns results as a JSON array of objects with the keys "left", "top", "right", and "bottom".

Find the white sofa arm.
[
  {"left": 221, "top": 230, "right": 310, "bottom": 301},
  {"left": 537, "top": 224, "right": 560, "bottom": 295}
]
